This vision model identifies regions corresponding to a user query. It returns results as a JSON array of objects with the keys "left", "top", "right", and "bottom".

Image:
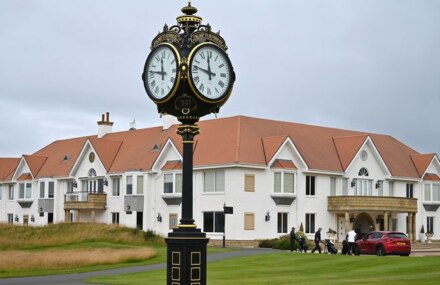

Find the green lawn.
[{"left": 87, "top": 252, "right": 440, "bottom": 285}]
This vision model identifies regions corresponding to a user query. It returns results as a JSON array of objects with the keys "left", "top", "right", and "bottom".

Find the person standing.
[
  {"left": 289, "top": 227, "right": 297, "bottom": 252},
  {"left": 311, "top": 227, "right": 322, "bottom": 254},
  {"left": 347, "top": 229, "right": 357, "bottom": 255}
]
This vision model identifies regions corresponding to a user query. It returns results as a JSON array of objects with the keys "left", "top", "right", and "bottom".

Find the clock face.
[
  {"left": 189, "top": 43, "right": 234, "bottom": 101},
  {"left": 143, "top": 44, "right": 179, "bottom": 102}
]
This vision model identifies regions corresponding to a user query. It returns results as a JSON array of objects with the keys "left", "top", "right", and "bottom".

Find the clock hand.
[
  {"left": 160, "top": 58, "right": 165, "bottom": 81},
  {"left": 194, "top": 66, "right": 216, "bottom": 77},
  {"left": 207, "top": 56, "right": 212, "bottom": 80},
  {"left": 149, "top": 70, "right": 167, "bottom": 76}
]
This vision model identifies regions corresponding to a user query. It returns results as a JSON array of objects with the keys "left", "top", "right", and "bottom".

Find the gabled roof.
[
  {"left": 18, "top": 173, "right": 32, "bottom": 181},
  {"left": 262, "top": 135, "right": 289, "bottom": 164},
  {"left": 410, "top": 153, "right": 436, "bottom": 177},
  {"left": 162, "top": 160, "right": 182, "bottom": 171},
  {"left": 333, "top": 135, "right": 368, "bottom": 170},
  {"left": 0, "top": 158, "right": 20, "bottom": 181},
  {"left": 423, "top": 173, "right": 440, "bottom": 181},
  {"left": 89, "top": 138, "right": 123, "bottom": 171},
  {"left": 22, "top": 155, "right": 47, "bottom": 177}
]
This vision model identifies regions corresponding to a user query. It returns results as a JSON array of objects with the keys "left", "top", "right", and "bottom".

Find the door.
[
  {"left": 48, "top": 213, "right": 54, "bottom": 224},
  {"left": 136, "top": 212, "right": 143, "bottom": 230},
  {"left": 338, "top": 217, "right": 346, "bottom": 242},
  {"left": 23, "top": 215, "right": 29, "bottom": 226}
]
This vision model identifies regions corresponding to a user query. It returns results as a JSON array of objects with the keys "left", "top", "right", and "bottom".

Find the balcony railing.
[
  {"left": 327, "top": 195, "right": 417, "bottom": 213},
  {"left": 64, "top": 191, "right": 107, "bottom": 210}
]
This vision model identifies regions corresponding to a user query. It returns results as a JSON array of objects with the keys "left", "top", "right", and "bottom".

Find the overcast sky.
[{"left": 1, "top": 0, "right": 439, "bottom": 158}]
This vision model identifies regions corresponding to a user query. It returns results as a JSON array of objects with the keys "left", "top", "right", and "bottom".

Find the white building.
[{"left": 1, "top": 114, "right": 439, "bottom": 244}]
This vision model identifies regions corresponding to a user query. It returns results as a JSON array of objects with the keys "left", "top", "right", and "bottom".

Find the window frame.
[
  {"left": 8, "top": 185, "right": 14, "bottom": 200},
  {"left": 277, "top": 212, "right": 288, "bottom": 234},
  {"left": 203, "top": 170, "right": 225, "bottom": 193},
  {"left": 306, "top": 175, "right": 316, "bottom": 196},
  {"left": 305, "top": 213, "right": 316, "bottom": 234},
  {"left": 203, "top": 211, "right": 225, "bottom": 233},
  {"left": 274, "top": 171, "right": 295, "bottom": 194},
  {"left": 126, "top": 176, "right": 133, "bottom": 195},
  {"left": 406, "top": 183, "right": 414, "bottom": 198},
  {"left": 112, "top": 177, "right": 120, "bottom": 196},
  {"left": 427, "top": 216, "right": 434, "bottom": 233},
  {"left": 163, "top": 172, "right": 182, "bottom": 194}
]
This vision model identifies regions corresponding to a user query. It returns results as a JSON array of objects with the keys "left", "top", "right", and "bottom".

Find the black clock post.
[{"left": 141, "top": 2, "right": 235, "bottom": 284}]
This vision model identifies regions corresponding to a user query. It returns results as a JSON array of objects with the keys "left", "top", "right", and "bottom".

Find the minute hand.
[{"left": 194, "top": 66, "right": 216, "bottom": 77}]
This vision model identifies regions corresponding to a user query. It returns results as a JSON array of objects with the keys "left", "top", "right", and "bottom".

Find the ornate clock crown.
[{"left": 176, "top": 1, "right": 202, "bottom": 28}]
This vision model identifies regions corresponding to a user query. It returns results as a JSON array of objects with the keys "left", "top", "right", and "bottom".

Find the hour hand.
[
  {"left": 149, "top": 70, "right": 167, "bottom": 76},
  {"left": 194, "top": 66, "right": 216, "bottom": 77}
]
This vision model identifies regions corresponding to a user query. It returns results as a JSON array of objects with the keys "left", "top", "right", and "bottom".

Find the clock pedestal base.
[{"left": 166, "top": 228, "right": 209, "bottom": 285}]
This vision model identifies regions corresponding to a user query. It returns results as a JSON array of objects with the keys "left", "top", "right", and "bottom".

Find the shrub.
[{"left": 258, "top": 231, "right": 309, "bottom": 251}]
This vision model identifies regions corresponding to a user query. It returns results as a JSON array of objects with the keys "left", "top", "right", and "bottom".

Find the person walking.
[
  {"left": 311, "top": 227, "right": 322, "bottom": 254},
  {"left": 289, "top": 227, "right": 297, "bottom": 252},
  {"left": 347, "top": 229, "right": 357, "bottom": 255}
]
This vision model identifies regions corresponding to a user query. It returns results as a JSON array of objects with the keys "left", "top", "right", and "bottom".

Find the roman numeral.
[
  {"left": 208, "top": 51, "right": 212, "bottom": 58},
  {"left": 151, "top": 80, "right": 156, "bottom": 88},
  {"left": 171, "top": 59, "right": 175, "bottom": 64},
  {"left": 194, "top": 76, "right": 200, "bottom": 84},
  {"left": 199, "top": 83, "right": 204, "bottom": 92},
  {"left": 215, "top": 87, "right": 219, "bottom": 94},
  {"left": 161, "top": 88, "right": 164, "bottom": 95},
  {"left": 192, "top": 66, "right": 198, "bottom": 73},
  {"left": 200, "top": 52, "right": 205, "bottom": 59},
  {"left": 155, "top": 55, "right": 160, "bottom": 61},
  {"left": 149, "top": 73, "right": 154, "bottom": 79},
  {"left": 215, "top": 55, "right": 218, "bottom": 61},
  {"left": 218, "top": 64, "right": 225, "bottom": 69},
  {"left": 207, "top": 88, "right": 211, "bottom": 96},
  {"left": 194, "top": 59, "right": 200, "bottom": 64},
  {"left": 172, "top": 68, "right": 176, "bottom": 73},
  {"left": 155, "top": 86, "right": 159, "bottom": 94},
  {"left": 170, "top": 77, "right": 175, "bottom": 83},
  {"left": 220, "top": 73, "right": 226, "bottom": 78},
  {"left": 218, "top": 81, "right": 225, "bottom": 88}
]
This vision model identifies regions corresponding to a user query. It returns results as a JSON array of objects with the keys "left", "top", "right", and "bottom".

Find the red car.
[{"left": 353, "top": 231, "right": 411, "bottom": 256}]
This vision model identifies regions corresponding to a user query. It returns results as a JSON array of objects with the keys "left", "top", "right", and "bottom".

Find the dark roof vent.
[{"left": 151, "top": 144, "right": 161, "bottom": 152}]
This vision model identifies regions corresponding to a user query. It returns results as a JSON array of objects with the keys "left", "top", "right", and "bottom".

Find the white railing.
[{"left": 65, "top": 191, "right": 88, "bottom": 202}]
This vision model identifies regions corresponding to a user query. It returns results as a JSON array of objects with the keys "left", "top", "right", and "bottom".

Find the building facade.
[{"left": 1, "top": 114, "right": 439, "bottom": 243}]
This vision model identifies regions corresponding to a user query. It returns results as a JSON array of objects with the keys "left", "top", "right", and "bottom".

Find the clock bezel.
[
  {"left": 188, "top": 42, "right": 235, "bottom": 103},
  {"left": 142, "top": 43, "right": 181, "bottom": 104}
]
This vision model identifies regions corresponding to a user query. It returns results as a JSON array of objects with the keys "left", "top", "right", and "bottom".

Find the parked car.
[{"left": 353, "top": 231, "right": 411, "bottom": 256}]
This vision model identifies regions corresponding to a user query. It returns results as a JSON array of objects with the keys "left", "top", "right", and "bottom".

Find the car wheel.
[
  {"left": 376, "top": 246, "right": 386, "bottom": 256},
  {"left": 353, "top": 245, "right": 360, "bottom": 256}
]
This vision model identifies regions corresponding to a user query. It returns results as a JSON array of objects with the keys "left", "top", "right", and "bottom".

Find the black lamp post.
[{"left": 141, "top": 2, "right": 235, "bottom": 284}]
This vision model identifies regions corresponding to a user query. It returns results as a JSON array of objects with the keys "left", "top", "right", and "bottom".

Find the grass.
[
  {"left": 87, "top": 252, "right": 440, "bottom": 285},
  {"left": 0, "top": 223, "right": 164, "bottom": 278}
]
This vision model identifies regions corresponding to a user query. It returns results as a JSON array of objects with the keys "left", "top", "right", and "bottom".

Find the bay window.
[{"left": 274, "top": 172, "right": 295, "bottom": 194}]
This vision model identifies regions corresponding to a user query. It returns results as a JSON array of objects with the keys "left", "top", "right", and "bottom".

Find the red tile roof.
[
  {"left": 162, "top": 160, "right": 182, "bottom": 171},
  {"left": 18, "top": 173, "right": 32, "bottom": 181},
  {"left": 0, "top": 116, "right": 433, "bottom": 180},
  {"left": 423, "top": 173, "right": 440, "bottom": 181},
  {"left": 0, "top": 158, "right": 20, "bottom": 181},
  {"left": 271, "top": 159, "right": 297, "bottom": 170}
]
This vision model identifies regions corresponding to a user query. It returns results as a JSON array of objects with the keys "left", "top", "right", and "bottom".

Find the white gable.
[
  {"left": 12, "top": 157, "right": 32, "bottom": 181},
  {"left": 269, "top": 137, "right": 307, "bottom": 170},
  {"left": 151, "top": 139, "right": 182, "bottom": 172},
  {"left": 70, "top": 140, "right": 107, "bottom": 178}
]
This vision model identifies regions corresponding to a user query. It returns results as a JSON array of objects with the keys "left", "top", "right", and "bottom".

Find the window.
[
  {"left": 67, "top": 181, "right": 74, "bottom": 193},
  {"left": 342, "top": 178, "right": 348, "bottom": 195},
  {"left": 48, "top": 182, "right": 54, "bottom": 198},
  {"left": 0, "top": 185, "right": 2, "bottom": 200},
  {"left": 112, "top": 177, "right": 120, "bottom": 196},
  {"left": 8, "top": 185, "right": 14, "bottom": 200},
  {"left": 306, "top": 176, "right": 315, "bottom": 196},
  {"left": 8, "top": 214, "right": 13, "bottom": 224},
  {"left": 137, "top": 175, "right": 144, "bottom": 194},
  {"left": 277, "top": 212, "right": 288, "bottom": 233},
  {"left": 244, "top": 174, "right": 255, "bottom": 192},
  {"left": 126, "top": 176, "right": 133, "bottom": 195},
  {"left": 330, "top": 177, "right": 336, "bottom": 196},
  {"left": 356, "top": 180, "right": 372, "bottom": 196},
  {"left": 18, "top": 183, "right": 32, "bottom": 199},
  {"left": 204, "top": 171, "right": 225, "bottom": 193},
  {"left": 163, "top": 173, "right": 182, "bottom": 194},
  {"left": 378, "top": 181, "right": 383, "bottom": 196},
  {"left": 358, "top": 167, "right": 369, "bottom": 176},
  {"left": 305, "top": 213, "right": 315, "bottom": 234},
  {"left": 427, "top": 217, "right": 434, "bottom": 233},
  {"left": 389, "top": 181, "right": 394, "bottom": 197},
  {"left": 203, "top": 212, "right": 224, "bottom": 233},
  {"left": 244, "top": 213, "right": 255, "bottom": 230},
  {"left": 424, "top": 183, "right": 440, "bottom": 202},
  {"left": 40, "top": 182, "right": 45, "bottom": 198},
  {"left": 406, "top": 183, "right": 414, "bottom": 198},
  {"left": 112, "top": 212, "right": 120, "bottom": 225},
  {"left": 274, "top": 172, "right": 294, "bottom": 194}
]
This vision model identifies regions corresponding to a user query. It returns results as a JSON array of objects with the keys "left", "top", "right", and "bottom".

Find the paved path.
[{"left": 0, "top": 248, "right": 277, "bottom": 285}]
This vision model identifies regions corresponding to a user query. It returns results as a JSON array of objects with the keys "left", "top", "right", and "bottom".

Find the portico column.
[
  {"left": 408, "top": 212, "right": 413, "bottom": 241},
  {"left": 75, "top": 210, "right": 80, "bottom": 223},
  {"left": 91, "top": 210, "right": 96, "bottom": 223},
  {"left": 65, "top": 210, "right": 70, "bottom": 223},
  {"left": 345, "top": 212, "right": 350, "bottom": 235},
  {"left": 412, "top": 213, "right": 416, "bottom": 242},
  {"left": 384, "top": 212, "right": 389, "bottom": 231}
]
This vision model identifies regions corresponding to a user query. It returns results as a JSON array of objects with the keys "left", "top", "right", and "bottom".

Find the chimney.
[
  {"left": 97, "top": 112, "right": 114, "bottom": 138},
  {"left": 162, "top": 114, "right": 179, "bottom": 130}
]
